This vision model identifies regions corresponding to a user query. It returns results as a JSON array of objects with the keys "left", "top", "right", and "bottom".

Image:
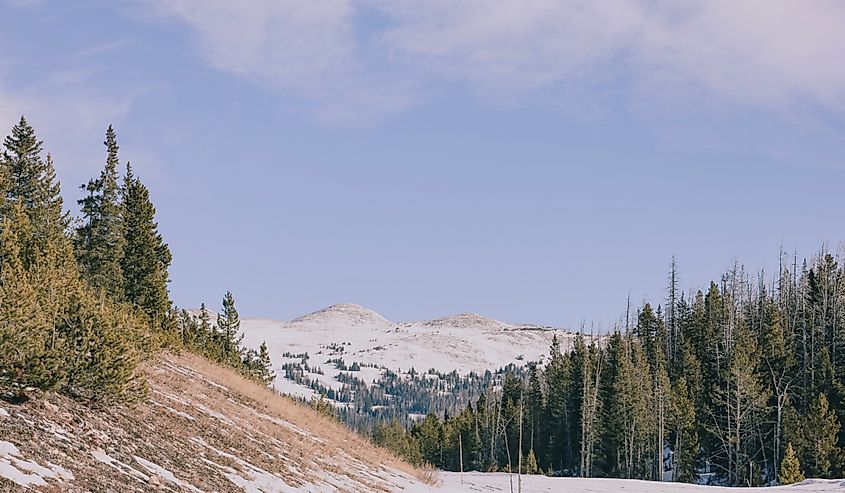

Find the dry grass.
[
  {"left": 166, "top": 354, "right": 423, "bottom": 470},
  {"left": 416, "top": 463, "right": 441, "bottom": 486},
  {"left": 0, "top": 351, "right": 430, "bottom": 492},
  {"left": 161, "top": 353, "right": 423, "bottom": 478}
]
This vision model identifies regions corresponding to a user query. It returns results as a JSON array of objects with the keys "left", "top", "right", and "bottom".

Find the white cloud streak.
[
  {"left": 139, "top": 1, "right": 845, "bottom": 119},
  {"left": 142, "top": 0, "right": 416, "bottom": 122}
]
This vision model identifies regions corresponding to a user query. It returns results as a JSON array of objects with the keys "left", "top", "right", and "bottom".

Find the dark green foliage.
[
  {"left": 217, "top": 291, "right": 243, "bottom": 365},
  {"left": 373, "top": 420, "right": 423, "bottom": 465},
  {"left": 256, "top": 342, "right": 275, "bottom": 384},
  {"left": 0, "top": 118, "right": 262, "bottom": 406},
  {"left": 787, "top": 393, "right": 842, "bottom": 478},
  {"left": 121, "top": 164, "right": 172, "bottom": 323}
]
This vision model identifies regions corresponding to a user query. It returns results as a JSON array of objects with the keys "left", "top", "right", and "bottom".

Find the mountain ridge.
[{"left": 239, "top": 303, "right": 567, "bottom": 334}]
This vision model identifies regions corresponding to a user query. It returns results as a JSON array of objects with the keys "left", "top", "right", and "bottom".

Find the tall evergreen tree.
[
  {"left": 75, "top": 125, "right": 125, "bottom": 299},
  {"left": 217, "top": 291, "right": 243, "bottom": 365},
  {"left": 545, "top": 334, "right": 571, "bottom": 474},
  {"left": 2, "top": 117, "right": 67, "bottom": 249},
  {"left": 789, "top": 393, "right": 842, "bottom": 477},
  {"left": 525, "top": 362, "right": 546, "bottom": 467},
  {"left": 121, "top": 164, "right": 171, "bottom": 322},
  {"left": 256, "top": 341, "right": 275, "bottom": 384},
  {"left": 670, "top": 341, "right": 700, "bottom": 483}
]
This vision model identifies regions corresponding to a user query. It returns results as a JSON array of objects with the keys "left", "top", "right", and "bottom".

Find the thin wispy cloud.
[
  {"left": 139, "top": 0, "right": 845, "bottom": 120},
  {"left": 140, "top": 0, "right": 417, "bottom": 122}
]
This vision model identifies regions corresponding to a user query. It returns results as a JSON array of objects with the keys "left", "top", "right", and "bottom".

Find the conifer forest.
[{"left": 374, "top": 254, "right": 845, "bottom": 487}]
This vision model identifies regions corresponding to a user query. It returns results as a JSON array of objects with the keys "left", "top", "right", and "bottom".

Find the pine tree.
[
  {"left": 217, "top": 291, "right": 243, "bottom": 365},
  {"left": 608, "top": 334, "right": 654, "bottom": 479},
  {"left": 0, "top": 118, "right": 145, "bottom": 405},
  {"left": 75, "top": 125, "right": 125, "bottom": 299},
  {"left": 545, "top": 334, "right": 571, "bottom": 475},
  {"left": 59, "top": 289, "right": 143, "bottom": 404},
  {"left": 121, "top": 164, "right": 171, "bottom": 323},
  {"left": 257, "top": 341, "right": 275, "bottom": 384},
  {"left": 0, "top": 206, "right": 64, "bottom": 393},
  {"left": 525, "top": 362, "right": 545, "bottom": 467},
  {"left": 178, "top": 309, "right": 200, "bottom": 348},
  {"left": 779, "top": 443, "right": 804, "bottom": 484},
  {"left": 669, "top": 374, "right": 698, "bottom": 482},
  {"left": 524, "top": 448, "right": 540, "bottom": 475},
  {"left": 669, "top": 340, "right": 701, "bottom": 483},
  {"left": 413, "top": 413, "right": 444, "bottom": 467},
  {"left": 195, "top": 303, "right": 216, "bottom": 355},
  {"left": 2, "top": 117, "right": 67, "bottom": 250},
  {"left": 708, "top": 314, "right": 768, "bottom": 486},
  {"left": 796, "top": 393, "right": 841, "bottom": 477}
]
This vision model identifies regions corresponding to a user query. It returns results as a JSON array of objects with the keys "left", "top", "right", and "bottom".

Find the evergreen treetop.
[{"left": 75, "top": 125, "right": 125, "bottom": 299}]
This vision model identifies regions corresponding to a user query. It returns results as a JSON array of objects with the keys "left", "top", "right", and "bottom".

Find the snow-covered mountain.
[{"left": 239, "top": 303, "right": 585, "bottom": 401}]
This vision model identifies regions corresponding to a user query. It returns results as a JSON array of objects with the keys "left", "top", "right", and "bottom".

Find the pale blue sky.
[{"left": 1, "top": 1, "right": 844, "bottom": 327}]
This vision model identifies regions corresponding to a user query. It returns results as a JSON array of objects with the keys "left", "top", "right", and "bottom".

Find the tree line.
[
  {"left": 0, "top": 117, "right": 272, "bottom": 405},
  {"left": 375, "top": 251, "right": 845, "bottom": 486}
]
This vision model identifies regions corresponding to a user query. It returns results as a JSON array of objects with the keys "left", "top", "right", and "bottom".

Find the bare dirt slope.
[{"left": 0, "top": 353, "right": 428, "bottom": 492}]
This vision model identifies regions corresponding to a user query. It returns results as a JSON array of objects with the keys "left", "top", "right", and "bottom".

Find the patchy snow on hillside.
[
  {"left": 0, "top": 353, "right": 427, "bottom": 492},
  {"left": 240, "top": 303, "right": 585, "bottom": 400},
  {"left": 1, "top": 439, "right": 74, "bottom": 487}
]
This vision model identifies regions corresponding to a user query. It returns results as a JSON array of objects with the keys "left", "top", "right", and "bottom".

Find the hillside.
[{"left": 0, "top": 353, "right": 429, "bottom": 492}]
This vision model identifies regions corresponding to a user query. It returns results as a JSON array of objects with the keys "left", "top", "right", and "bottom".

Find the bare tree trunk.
[
  {"left": 459, "top": 434, "right": 464, "bottom": 485},
  {"left": 518, "top": 397, "right": 523, "bottom": 493}
]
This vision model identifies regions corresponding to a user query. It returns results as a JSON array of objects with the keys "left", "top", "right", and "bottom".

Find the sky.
[{"left": 0, "top": 1, "right": 844, "bottom": 328}]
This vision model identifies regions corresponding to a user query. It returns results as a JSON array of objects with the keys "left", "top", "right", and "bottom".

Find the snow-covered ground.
[
  {"left": 424, "top": 473, "right": 845, "bottom": 492},
  {"left": 240, "top": 303, "right": 586, "bottom": 399}
]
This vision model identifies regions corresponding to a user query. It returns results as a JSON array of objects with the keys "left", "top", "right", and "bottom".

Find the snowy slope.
[{"left": 239, "top": 303, "right": 585, "bottom": 400}]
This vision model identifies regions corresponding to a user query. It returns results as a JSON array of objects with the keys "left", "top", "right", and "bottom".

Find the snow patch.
[
  {"left": 0, "top": 440, "right": 73, "bottom": 487},
  {"left": 91, "top": 449, "right": 149, "bottom": 483},
  {"left": 150, "top": 399, "right": 197, "bottom": 421},
  {"left": 134, "top": 455, "right": 203, "bottom": 492},
  {"left": 191, "top": 437, "right": 300, "bottom": 493}
]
